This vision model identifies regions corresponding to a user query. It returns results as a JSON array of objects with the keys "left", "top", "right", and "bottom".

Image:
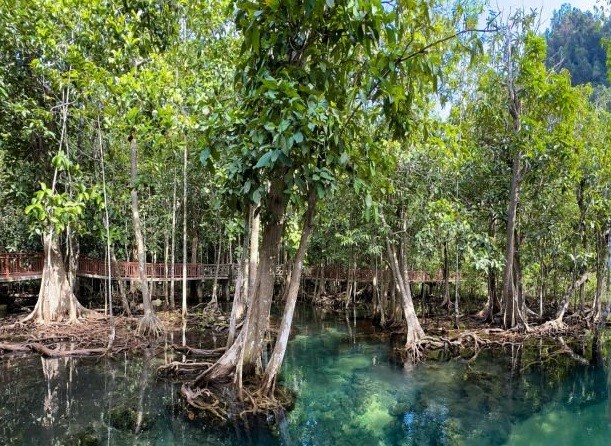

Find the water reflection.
[{"left": 1, "top": 308, "right": 611, "bottom": 445}]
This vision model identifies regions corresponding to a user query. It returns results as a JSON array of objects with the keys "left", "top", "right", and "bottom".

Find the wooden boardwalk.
[
  {"left": 77, "top": 258, "right": 235, "bottom": 281},
  {"left": 0, "top": 253, "right": 44, "bottom": 282},
  {"left": 1, "top": 253, "right": 456, "bottom": 283}
]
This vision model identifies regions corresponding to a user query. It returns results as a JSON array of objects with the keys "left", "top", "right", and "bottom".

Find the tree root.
[
  {"left": 177, "top": 379, "right": 296, "bottom": 423},
  {"left": 27, "top": 342, "right": 107, "bottom": 357},
  {"left": 180, "top": 383, "right": 229, "bottom": 421},
  {"left": 171, "top": 344, "right": 225, "bottom": 357},
  {"left": 137, "top": 312, "right": 165, "bottom": 338},
  {"left": 0, "top": 314, "right": 177, "bottom": 359},
  {"left": 537, "top": 318, "right": 566, "bottom": 334},
  {"left": 0, "top": 341, "right": 106, "bottom": 357},
  {"left": 158, "top": 361, "right": 216, "bottom": 380}
]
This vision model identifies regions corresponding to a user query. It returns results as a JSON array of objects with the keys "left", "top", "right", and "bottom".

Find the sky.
[{"left": 489, "top": 0, "right": 603, "bottom": 30}]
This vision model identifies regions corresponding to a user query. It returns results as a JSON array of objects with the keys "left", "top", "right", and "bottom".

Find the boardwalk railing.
[
  {"left": 0, "top": 253, "right": 457, "bottom": 283},
  {"left": 77, "top": 258, "right": 235, "bottom": 281},
  {"left": 303, "top": 266, "right": 457, "bottom": 283},
  {"left": 0, "top": 253, "right": 44, "bottom": 282}
]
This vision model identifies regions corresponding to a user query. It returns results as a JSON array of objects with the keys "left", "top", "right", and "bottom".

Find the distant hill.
[{"left": 545, "top": 3, "right": 610, "bottom": 86}]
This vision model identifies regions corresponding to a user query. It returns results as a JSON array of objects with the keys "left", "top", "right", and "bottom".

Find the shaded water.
[{"left": 1, "top": 306, "right": 611, "bottom": 445}]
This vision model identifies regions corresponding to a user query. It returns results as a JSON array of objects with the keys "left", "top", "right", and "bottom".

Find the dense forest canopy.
[{"left": 545, "top": 3, "right": 610, "bottom": 86}]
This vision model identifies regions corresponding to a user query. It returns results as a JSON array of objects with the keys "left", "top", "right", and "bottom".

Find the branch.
[
  {"left": 398, "top": 27, "right": 497, "bottom": 64},
  {"left": 344, "top": 26, "right": 498, "bottom": 129}
]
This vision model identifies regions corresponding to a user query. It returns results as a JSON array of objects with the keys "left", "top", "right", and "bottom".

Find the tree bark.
[
  {"left": 440, "top": 241, "right": 450, "bottom": 310},
  {"left": 501, "top": 150, "right": 526, "bottom": 329},
  {"left": 555, "top": 272, "right": 589, "bottom": 322},
  {"left": 170, "top": 167, "right": 177, "bottom": 309},
  {"left": 261, "top": 189, "right": 317, "bottom": 395},
  {"left": 227, "top": 211, "right": 252, "bottom": 346},
  {"left": 194, "top": 181, "right": 286, "bottom": 386},
  {"left": 209, "top": 234, "right": 222, "bottom": 310},
  {"left": 23, "top": 231, "right": 94, "bottom": 323},
  {"left": 592, "top": 229, "right": 605, "bottom": 323},
  {"left": 110, "top": 248, "right": 131, "bottom": 316},
  {"left": 248, "top": 205, "right": 260, "bottom": 297},
  {"left": 130, "top": 136, "right": 162, "bottom": 336},
  {"left": 381, "top": 213, "right": 424, "bottom": 348},
  {"left": 182, "top": 143, "right": 188, "bottom": 318}
]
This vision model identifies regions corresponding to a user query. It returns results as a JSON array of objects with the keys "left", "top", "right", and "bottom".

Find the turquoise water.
[{"left": 1, "top": 307, "right": 610, "bottom": 445}]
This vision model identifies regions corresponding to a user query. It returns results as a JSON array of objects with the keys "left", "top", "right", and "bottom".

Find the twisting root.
[
  {"left": 137, "top": 313, "right": 165, "bottom": 338},
  {"left": 175, "top": 378, "right": 296, "bottom": 423}
]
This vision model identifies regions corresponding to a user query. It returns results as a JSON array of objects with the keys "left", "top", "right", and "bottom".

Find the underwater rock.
[
  {"left": 106, "top": 406, "right": 153, "bottom": 432},
  {"left": 65, "top": 426, "right": 100, "bottom": 446}
]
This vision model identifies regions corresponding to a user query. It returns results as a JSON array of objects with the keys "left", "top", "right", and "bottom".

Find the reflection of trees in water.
[
  {"left": 40, "top": 344, "right": 77, "bottom": 429},
  {"left": 41, "top": 356, "right": 60, "bottom": 427}
]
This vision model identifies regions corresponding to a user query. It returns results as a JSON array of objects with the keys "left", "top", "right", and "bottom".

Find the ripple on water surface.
[{"left": 1, "top": 306, "right": 611, "bottom": 445}]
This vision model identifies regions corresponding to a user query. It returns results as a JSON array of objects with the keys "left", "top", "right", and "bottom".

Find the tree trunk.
[
  {"left": 130, "top": 136, "right": 162, "bottom": 337},
  {"left": 23, "top": 231, "right": 94, "bottom": 323},
  {"left": 379, "top": 275, "right": 388, "bottom": 326},
  {"left": 592, "top": 229, "right": 605, "bottom": 323},
  {"left": 227, "top": 211, "right": 252, "bottom": 346},
  {"left": 209, "top": 234, "right": 222, "bottom": 310},
  {"left": 555, "top": 272, "right": 589, "bottom": 323},
  {"left": 381, "top": 213, "right": 424, "bottom": 348},
  {"left": 66, "top": 227, "right": 79, "bottom": 294},
  {"left": 191, "top": 234, "right": 199, "bottom": 264},
  {"left": 576, "top": 179, "right": 587, "bottom": 314},
  {"left": 261, "top": 190, "right": 316, "bottom": 395},
  {"left": 440, "top": 241, "right": 450, "bottom": 310},
  {"left": 182, "top": 143, "right": 188, "bottom": 318},
  {"left": 111, "top": 248, "right": 131, "bottom": 316},
  {"left": 248, "top": 205, "right": 260, "bottom": 298},
  {"left": 501, "top": 150, "right": 526, "bottom": 329},
  {"left": 170, "top": 167, "right": 177, "bottom": 310},
  {"left": 194, "top": 181, "right": 286, "bottom": 386}
]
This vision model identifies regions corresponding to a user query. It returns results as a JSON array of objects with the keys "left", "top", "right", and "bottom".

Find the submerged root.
[
  {"left": 178, "top": 379, "right": 296, "bottom": 423},
  {"left": 137, "top": 312, "right": 165, "bottom": 338}
]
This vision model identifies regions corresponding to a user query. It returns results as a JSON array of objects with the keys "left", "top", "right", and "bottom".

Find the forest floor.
[
  {"left": 0, "top": 308, "right": 230, "bottom": 358},
  {"left": 0, "top": 304, "right": 596, "bottom": 361}
]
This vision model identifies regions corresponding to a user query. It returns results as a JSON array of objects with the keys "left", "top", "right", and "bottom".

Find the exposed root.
[
  {"left": 137, "top": 312, "right": 165, "bottom": 338},
  {"left": 537, "top": 318, "right": 566, "bottom": 334},
  {"left": 556, "top": 336, "right": 589, "bottom": 365},
  {"left": 177, "top": 379, "right": 296, "bottom": 423},
  {"left": 171, "top": 344, "right": 225, "bottom": 357},
  {"left": 405, "top": 340, "right": 424, "bottom": 362},
  {"left": 26, "top": 342, "right": 107, "bottom": 358},
  {"left": 0, "top": 312, "right": 186, "bottom": 359},
  {"left": 180, "top": 383, "right": 229, "bottom": 422},
  {"left": 157, "top": 361, "right": 216, "bottom": 380}
]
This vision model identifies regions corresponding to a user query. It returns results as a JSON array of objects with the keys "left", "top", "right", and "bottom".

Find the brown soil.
[{"left": 0, "top": 309, "right": 226, "bottom": 358}]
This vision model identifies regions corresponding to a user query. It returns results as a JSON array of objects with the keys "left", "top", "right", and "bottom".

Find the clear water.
[{"left": 1, "top": 306, "right": 611, "bottom": 445}]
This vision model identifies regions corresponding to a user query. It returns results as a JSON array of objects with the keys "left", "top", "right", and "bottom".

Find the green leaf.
[
  {"left": 254, "top": 151, "right": 274, "bottom": 168},
  {"left": 200, "top": 147, "right": 212, "bottom": 165},
  {"left": 293, "top": 131, "right": 304, "bottom": 143},
  {"left": 251, "top": 26, "right": 260, "bottom": 53},
  {"left": 252, "top": 189, "right": 262, "bottom": 204},
  {"left": 277, "top": 151, "right": 292, "bottom": 166}
]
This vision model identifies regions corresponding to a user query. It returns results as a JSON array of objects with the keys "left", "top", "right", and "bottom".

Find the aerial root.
[{"left": 137, "top": 312, "right": 165, "bottom": 338}]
